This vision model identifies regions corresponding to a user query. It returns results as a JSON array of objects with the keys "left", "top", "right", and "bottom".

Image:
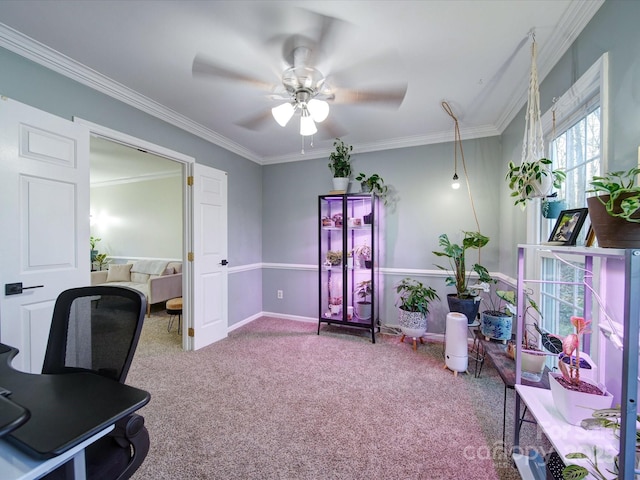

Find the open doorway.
[{"left": 89, "top": 135, "right": 185, "bottom": 349}]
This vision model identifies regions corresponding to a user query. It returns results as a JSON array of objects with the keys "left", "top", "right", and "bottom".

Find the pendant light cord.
[{"left": 441, "top": 101, "right": 482, "bottom": 241}]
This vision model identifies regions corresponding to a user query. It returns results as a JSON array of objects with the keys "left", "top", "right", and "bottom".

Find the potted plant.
[
  {"left": 90, "top": 236, "right": 101, "bottom": 262},
  {"left": 587, "top": 167, "right": 640, "bottom": 247},
  {"left": 432, "top": 231, "right": 492, "bottom": 324},
  {"left": 548, "top": 316, "right": 613, "bottom": 425},
  {"left": 93, "top": 252, "right": 111, "bottom": 271},
  {"left": 506, "top": 158, "right": 566, "bottom": 208},
  {"left": 325, "top": 250, "right": 342, "bottom": 266},
  {"left": 478, "top": 287, "right": 513, "bottom": 344},
  {"left": 354, "top": 280, "right": 372, "bottom": 320},
  {"left": 395, "top": 278, "right": 440, "bottom": 347},
  {"left": 541, "top": 193, "right": 566, "bottom": 219},
  {"left": 498, "top": 289, "right": 553, "bottom": 382},
  {"left": 328, "top": 138, "right": 352, "bottom": 192},
  {"left": 355, "top": 172, "right": 388, "bottom": 205},
  {"left": 352, "top": 243, "right": 372, "bottom": 269}
]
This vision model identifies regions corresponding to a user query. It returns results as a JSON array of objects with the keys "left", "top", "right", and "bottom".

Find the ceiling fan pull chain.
[{"left": 301, "top": 136, "right": 305, "bottom": 155}]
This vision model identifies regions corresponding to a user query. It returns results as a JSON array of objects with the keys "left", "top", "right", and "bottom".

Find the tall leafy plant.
[{"left": 432, "top": 231, "right": 492, "bottom": 299}]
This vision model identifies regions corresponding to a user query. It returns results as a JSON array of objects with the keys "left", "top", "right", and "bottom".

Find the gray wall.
[
  {"left": 0, "top": 46, "right": 262, "bottom": 327},
  {"left": 90, "top": 175, "right": 183, "bottom": 259},
  {"left": 262, "top": 137, "right": 504, "bottom": 334}
]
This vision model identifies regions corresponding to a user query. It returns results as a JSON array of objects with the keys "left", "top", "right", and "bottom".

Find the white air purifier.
[{"left": 445, "top": 312, "right": 468, "bottom": 376}]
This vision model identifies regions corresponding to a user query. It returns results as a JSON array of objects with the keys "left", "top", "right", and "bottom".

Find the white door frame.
[{"left": 75, "top": 118, "right": 196, "bottom": 351}]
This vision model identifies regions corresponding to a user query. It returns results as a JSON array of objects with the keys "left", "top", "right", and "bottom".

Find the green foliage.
[
  {"left": 328, "top": 138, "right": 353, "bottom": 178},
  {"left": 506, "top": 158, "right": 566, "bottom": 208},
  {"left": 589, "top": 167, "right": 640, "bottom": 223},
  {"left": 90, "top": 236, "right": 101, "bottom": 250},
  {"left": 432, "top": 231, "right": 492, "bottom": 299},
  {"left": 395, "top": 278, "right": 439, "bottom": 316},
  {"left": 355, "top": 172, "right": 388, "bottom": 203},
  {"left": 93, "top": 253, "right": 111, "bottom": 271},
  {"left": 355, "top": 280, "right": 372, "bottom": 302},
  {"left": 326, "top": 250, "right": 342, "bottom": 266}
]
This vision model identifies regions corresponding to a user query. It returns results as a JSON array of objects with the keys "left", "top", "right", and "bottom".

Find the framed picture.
[{"left": 548, "top": 208, "right": 589, "bottom": 246}]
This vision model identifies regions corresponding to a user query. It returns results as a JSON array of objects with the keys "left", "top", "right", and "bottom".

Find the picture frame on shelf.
[{"left": 547, "top": 208, "right": 589, "bottom": 246}]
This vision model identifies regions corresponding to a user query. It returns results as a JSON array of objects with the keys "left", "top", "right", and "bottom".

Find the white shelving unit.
[{"left": 512, "top": 245, "right": 640, "bottom": 479}]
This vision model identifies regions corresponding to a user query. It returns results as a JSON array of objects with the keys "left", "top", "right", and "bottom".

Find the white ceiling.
[{"left": 0, "top": 0, "right": 603, "bottom": 165}]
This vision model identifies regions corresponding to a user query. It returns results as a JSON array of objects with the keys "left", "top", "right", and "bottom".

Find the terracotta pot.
[{"left": 587, "top": 194, "right": 640, "bottom": 248}]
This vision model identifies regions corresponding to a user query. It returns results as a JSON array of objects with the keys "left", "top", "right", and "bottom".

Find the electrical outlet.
[{"left": 277, "top": 290, "right": 283, "bottom": 299}]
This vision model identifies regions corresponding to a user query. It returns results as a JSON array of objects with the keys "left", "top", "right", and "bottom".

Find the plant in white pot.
[
  {"left": 432, "top": 231, "right": 492, "bottom": 324},
  {"left": 548, "top": 316, "right": 613, "bottom": 425},
  {"left": 395, "top": 278, "right": 439, "bottom": 349},
  {"left": 506, "top": 158, "right": 566, "bottom": 208},
  {"left": 328, "top": 138, "right": 352, "bottom": 192},
  {"left": 587, "top": 167, "right": 640, "bottom": 247},
  {"left": 354, "top": 280, "right": 372, "bottom": 320},
  {"left": 499, "top": 290, "right": 553, "bottom": 382}
]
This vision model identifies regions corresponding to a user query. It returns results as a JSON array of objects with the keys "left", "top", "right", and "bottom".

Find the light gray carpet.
[{"left": 127, "top": 314, "right": 548, "bottom": 479}]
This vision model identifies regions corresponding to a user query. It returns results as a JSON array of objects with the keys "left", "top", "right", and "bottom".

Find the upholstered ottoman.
[{"left": 166, "top": 297, "right": 182, "bottom": 333}]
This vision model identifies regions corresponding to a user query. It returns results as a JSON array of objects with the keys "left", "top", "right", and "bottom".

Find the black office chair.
[{"left": 42, "top": 285, "right": 150, "bottom": 480}]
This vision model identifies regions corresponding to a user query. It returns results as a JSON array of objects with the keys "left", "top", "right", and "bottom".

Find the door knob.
[{"left": 219, "top": 259, "right": 229, "bottom": 266}]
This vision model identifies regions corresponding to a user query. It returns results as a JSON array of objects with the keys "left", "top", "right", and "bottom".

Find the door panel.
[
  {"left": 0, "top": 97, "right": 89, "bottom": 372},
  {"left": 192, "top": 163, "right": 228, "bottom": 350}
]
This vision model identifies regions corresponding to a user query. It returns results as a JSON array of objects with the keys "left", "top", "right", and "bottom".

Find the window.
[{"left": 535, "top": 54, "right": 609, "bottom": 348}]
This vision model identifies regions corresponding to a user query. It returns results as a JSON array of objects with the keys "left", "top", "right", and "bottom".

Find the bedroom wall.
[
  {"left": 90, "top": 175, "right": 183, "bottom": 260},
  {"left": 262, "top": 137, "right": 504, "bottom": 334}
]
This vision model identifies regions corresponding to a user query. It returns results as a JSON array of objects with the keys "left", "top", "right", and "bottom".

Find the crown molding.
[
  {"left": 261, "top": 123, "right": 501, "bottom": 165},
  {"left": 494, "top": 0, "right": 605, "bottom": 133},
  {"left": 0, "top": 23, "right": 263, "bottom": 164}
]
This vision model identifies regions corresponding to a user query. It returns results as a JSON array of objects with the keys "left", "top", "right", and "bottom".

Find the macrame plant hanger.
[{"left": 521, "top": 30, "right": 545, "bottom": 166}]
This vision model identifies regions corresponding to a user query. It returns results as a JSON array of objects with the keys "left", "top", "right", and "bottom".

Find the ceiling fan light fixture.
[
  {"left": 272, "top": 102, "right": 295, "bottom": 127},
  {"left": 307, "top": 99, "right": 329, "bottom": 123},
  {"left": 300, "top": 109, "right": 317, "bottom": 136}
]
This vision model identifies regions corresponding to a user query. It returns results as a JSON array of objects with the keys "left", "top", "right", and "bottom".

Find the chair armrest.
[
  {"left": 112, "top": 414, "right": 150, "bottom": 480},
  {"left": 91, "top": 270, "right": 108, "bottom": 285},
  {"left": 148, "top": 273, "right": 182, "bottom": 305}
]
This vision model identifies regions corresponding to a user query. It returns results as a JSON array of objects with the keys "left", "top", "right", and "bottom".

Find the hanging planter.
[
  {"left": 542, "top": 197, "right": 566, "bottom": 219},
  {"left": 506, "top": 34, "right": 565, "bottom": 208}
]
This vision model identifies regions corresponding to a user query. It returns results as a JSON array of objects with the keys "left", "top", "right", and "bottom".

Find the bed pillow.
[{"left": 106, "top": 263, "right": 132, "bottom": 283}]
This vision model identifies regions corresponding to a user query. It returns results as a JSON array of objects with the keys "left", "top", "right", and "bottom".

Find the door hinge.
[
  {"left": 187, "top": 176, "right": 194, "bottom": 186},
  {"left": 188, "top": 252, "right": 194, "bottom": 262},
  {"left": 188, "top": 327, "right": 194, "bottom": 337}
]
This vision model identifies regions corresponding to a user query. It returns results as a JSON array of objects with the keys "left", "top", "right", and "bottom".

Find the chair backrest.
[{"left": 42, "top": 285, "right": 147, "bottom": 384}]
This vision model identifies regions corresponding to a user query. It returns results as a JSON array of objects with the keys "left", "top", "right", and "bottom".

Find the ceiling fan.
[{"left": 192, "top": 9, "right": 408, "bottom": 139}]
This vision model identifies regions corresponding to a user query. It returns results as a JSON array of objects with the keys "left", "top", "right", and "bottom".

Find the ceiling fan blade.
[
  {"left": 332, "top": 84, "right": 408, "bottom": 109},
  {"left": 192, "top": 54, "right": 276, "bottom": 91},
  {"left": 317, "top": 117, "right": 348, "bottom": 140},
  {"left": 234, "top": 109, "right": 275, "bottom": 131}
]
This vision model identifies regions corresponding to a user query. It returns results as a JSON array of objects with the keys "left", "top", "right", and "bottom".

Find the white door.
[
  {"left": 0, "top": 98, "right": 90, "bottom": 372},
  {"left": 191, "top": 163, "right": 228, "bottom": 349}
]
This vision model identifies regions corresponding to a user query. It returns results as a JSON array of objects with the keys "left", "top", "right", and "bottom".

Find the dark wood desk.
[
  {"left": 0, "top": 342, "right": 150, "bottom": 471},
  {"left": 474, "top": 334, "right": 550, "bottom": 447}
]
